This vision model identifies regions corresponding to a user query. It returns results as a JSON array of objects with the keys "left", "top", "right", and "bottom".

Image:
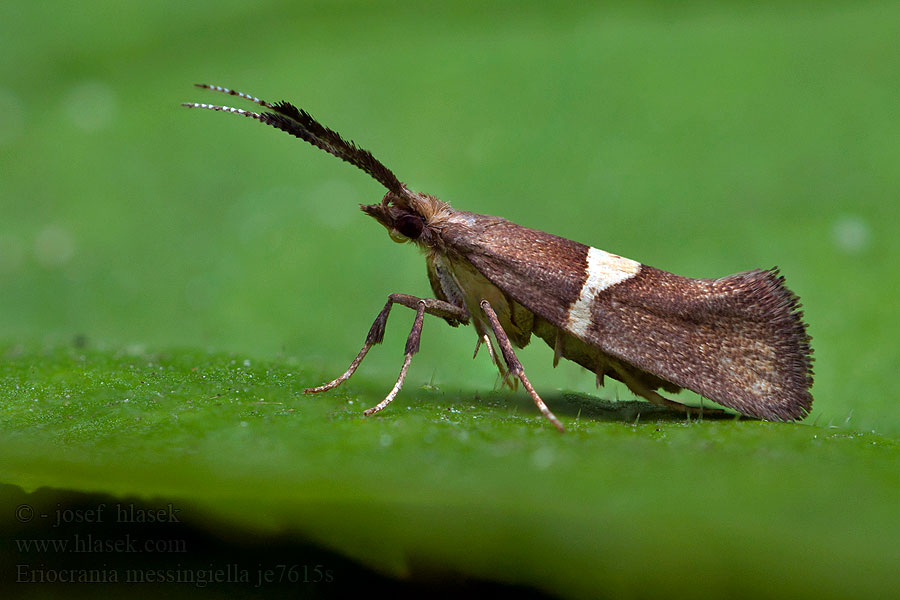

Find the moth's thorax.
[{"left": 429, "top": 251, "right": 532, "bottom": 348}]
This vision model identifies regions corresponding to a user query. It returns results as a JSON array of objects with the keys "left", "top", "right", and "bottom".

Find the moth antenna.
[
  {"left": 183, "top": 84, "right": 410, "bottom": 199},
  {"left": 191, "top": 84, "right": 272, "bottom": 108}
]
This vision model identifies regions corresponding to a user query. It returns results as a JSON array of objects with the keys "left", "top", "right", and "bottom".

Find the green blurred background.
[
  {"left": 2, "top": 0, "right": 897, "bottom": 432},
  {"left": 2, "top": 1, "right": 900, "bottom": 597}
]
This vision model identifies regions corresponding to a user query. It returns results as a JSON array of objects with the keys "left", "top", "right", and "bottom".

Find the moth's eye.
[{"left": 394, "top": 214, "right": 425, "bottom": 240}]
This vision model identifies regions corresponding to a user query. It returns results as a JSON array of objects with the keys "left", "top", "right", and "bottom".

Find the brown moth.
[{"left": 184, "top": 84, "right": 814, "bottom": 432}]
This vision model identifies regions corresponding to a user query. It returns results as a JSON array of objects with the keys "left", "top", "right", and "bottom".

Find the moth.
[{"left": 184, "top": 84, "right": 814, "bottom": 432}]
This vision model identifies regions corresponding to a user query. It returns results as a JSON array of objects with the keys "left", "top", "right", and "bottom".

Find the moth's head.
[{"left": 362, "top": 191, "right": 451, "bottom": 246}]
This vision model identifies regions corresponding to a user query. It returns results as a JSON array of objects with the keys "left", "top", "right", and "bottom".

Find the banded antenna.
[{"left": 182, "top": 84, "right": 410, "bottom": 201}]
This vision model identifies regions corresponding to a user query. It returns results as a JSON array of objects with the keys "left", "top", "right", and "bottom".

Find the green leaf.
[{"left": 2, "top": 345, "right": 899, "bottom": 598}]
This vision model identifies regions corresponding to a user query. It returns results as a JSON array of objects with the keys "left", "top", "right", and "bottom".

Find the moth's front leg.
[
  {"left": 479, "top": 299, "right": 565, "bottom": 433},
  {"left": 305, "top": 294, "right": 469, "bottom": 415}
]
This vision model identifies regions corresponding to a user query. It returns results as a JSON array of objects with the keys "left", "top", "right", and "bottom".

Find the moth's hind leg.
[
  {"left": 611, "top": 362, "right": 730, "bottom": 418},
  {"left": 304, "top": 294, "right": 468, "bottom": 413}
]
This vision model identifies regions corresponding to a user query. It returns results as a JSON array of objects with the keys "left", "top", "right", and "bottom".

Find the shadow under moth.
[{"left": 184, "top": 84, "right": 814, "bottom": 432}]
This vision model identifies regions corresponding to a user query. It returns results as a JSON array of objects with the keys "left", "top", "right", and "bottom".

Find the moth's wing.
[
  {"left": 441, "top": 217, "right": 813, "bottom": 421},
  {"left": 441, "top": 216, "right": 590, "bottom": 328},
  {"left": 578, "top": 265, "right": 814, "bottom": 421}
]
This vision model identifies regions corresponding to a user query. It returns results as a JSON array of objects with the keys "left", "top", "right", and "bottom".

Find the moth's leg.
[
  {"left": 480, "top": 299, "right": 565, "bottom": 433},
  {"left": 473, "top": 330, "right": 513, "bottom": 389},
  {"left": 612, "top": 363, "right": 729, "bottom": 418},
  {"left": 552, "top": 329, "right": 564, "bottom": 368},
  {"left": 362, "top": 301, "right": 425, "bottom": 417},
  {"left": 304, "top": 294, "right": 468, "bottom": 394}
]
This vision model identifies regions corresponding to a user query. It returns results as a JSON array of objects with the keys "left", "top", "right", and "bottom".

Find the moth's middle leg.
[{"left": 480, "top": 299, "right": 565, "bottom": 433}]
